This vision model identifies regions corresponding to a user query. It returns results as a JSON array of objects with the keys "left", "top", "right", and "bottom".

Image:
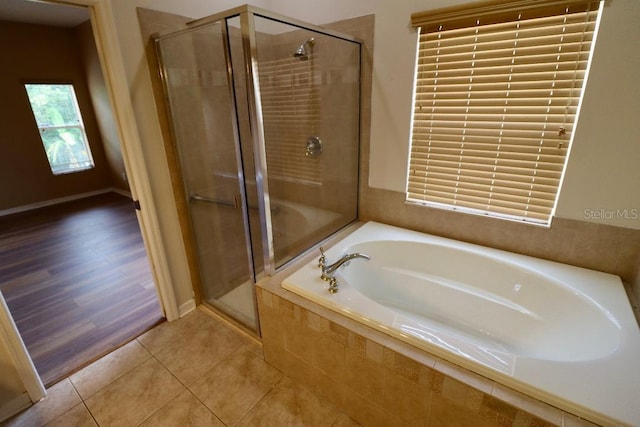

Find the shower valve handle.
[{"left": 318, "top": 246, "right": 327, "bottom": 268}]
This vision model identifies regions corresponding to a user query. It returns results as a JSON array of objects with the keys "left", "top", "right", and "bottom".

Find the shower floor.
[{"left": 209, "top": 280, "right": 256, "bottom": 328}]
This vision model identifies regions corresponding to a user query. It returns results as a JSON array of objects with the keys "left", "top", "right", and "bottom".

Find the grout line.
[
  {"left": 233, "top": 379, "right": 281, "bottom": 426},
  {"left": 81, "top": 401, "right": 100, "bottom": 427}
]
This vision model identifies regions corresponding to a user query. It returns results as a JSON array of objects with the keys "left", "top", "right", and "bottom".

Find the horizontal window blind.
[{"left": 407, "top": 0, "right": 601, "bottom": 224}]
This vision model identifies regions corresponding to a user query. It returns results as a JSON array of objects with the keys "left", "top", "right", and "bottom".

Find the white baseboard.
[
  {"left": 0, "top": 188, "right": 131, "bottom": 217},
  {"left": 178, "top": 299, "right": 197, "bottom": 318}
]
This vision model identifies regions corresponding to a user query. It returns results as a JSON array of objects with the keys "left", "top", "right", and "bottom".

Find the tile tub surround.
[{"left": 256, "top": 234, "right": 601, "bottom": 427}]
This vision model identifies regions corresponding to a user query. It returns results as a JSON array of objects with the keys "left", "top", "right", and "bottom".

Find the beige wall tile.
[
  {"left": 428, "top": 392, "right": 485, "bottom": 427},
  {"left": 383, "top": 348, "right": 422, "bottom": 383},
  {"left": 343, "top": 391, "right": 405, "bottom": 427},
  {"left": 434, "top": 360, "right": 493, "bottom": 395},
  {"left": 284, "top": 318, "right": 316, "bottom": 364},
  {"left": 311, "top": 334, "right": 346, "bottom": 380},
  {"left": 562, "top": 412, "right": 601, "bottom": 427},
  {"left": 382, "top": 369, "right": 430, "bottom": 426},
  {"left": 344, "top": 347, "right": 385, "bottom": 404},
  {"left": 281, "top": 349, "right": 346, "bottom": 410},
  {"left": 491, "top": 383, "right": 562, "bottom": 426}
]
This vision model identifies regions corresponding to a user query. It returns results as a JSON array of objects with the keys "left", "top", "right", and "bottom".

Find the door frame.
[
  {"left": 0, "top": 291, "right": 45, "bottom": 410},
  {"left": 53, "top": 0, "right": 179, "bottom": 320},
  {"left": 0, "top": 0, "right": 179, "bottom": 409}
]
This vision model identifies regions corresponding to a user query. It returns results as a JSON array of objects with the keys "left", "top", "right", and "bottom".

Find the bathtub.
[{"left": 282, "top": 221, "right": 640, "bottom": 426}]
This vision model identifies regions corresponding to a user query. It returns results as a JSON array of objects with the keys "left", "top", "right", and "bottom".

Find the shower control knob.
[{"left": 306, "top": 136, "right": 323, "bottom": 157}]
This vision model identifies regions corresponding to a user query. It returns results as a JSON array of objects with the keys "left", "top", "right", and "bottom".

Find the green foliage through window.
[{"left": 24, "top": 84, "right": 95, "bottom": 175}]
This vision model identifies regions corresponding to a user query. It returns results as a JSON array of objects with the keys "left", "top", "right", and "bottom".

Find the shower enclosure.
[{"left": 153, "top": 6, "right": 361, "bottom": 333}]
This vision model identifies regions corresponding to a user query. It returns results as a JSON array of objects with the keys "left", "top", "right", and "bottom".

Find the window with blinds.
[{"left": 407, "top": 0, "right": 602, "bottom": 224}]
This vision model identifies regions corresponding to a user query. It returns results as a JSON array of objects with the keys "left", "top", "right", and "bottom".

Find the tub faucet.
[{"left": 318, "top": 247, "right": 370, "bottom": 293}]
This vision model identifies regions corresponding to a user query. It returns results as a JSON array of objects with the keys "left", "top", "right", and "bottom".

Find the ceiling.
[{"left": 0, "top": 0, "right": 90, "bottom": 28}]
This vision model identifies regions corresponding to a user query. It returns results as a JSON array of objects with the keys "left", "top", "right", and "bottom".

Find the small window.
[
  {"left": 24, "top": 83, "right": 95, "bottom": 175},
  {"left": 407, "top": 1, "right": 602, "bottom": 225}
]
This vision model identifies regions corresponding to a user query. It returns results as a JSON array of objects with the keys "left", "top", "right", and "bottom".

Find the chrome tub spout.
[{"left": 318, "top": 247, "right": 370, "bottom": 293}]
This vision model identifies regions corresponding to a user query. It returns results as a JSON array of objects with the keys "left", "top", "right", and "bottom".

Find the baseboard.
[
  {"left": 178, "top": 299, "right": 197, "bottom": 318},
  {"left": 0, "top": 188, "right": 130, "bottom": 217},
  {"left": 111, "top": 187, "right": 132, "bottom": 199},
  {"left": 0, "top": 392, "right": 32, "bottom": 424}
]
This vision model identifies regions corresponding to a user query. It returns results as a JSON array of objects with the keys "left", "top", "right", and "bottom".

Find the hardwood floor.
[{"left": 0, "top": 192, "right": 164, "bottom": 386}]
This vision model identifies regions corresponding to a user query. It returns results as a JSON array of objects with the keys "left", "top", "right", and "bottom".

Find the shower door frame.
[{"left": 154, "top": 5, "right": 362, "bottom": 333}]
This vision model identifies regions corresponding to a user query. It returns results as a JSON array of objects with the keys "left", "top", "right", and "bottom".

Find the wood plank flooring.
[{"left": 0, "top": 192, "right": 163, "bottom": 386}]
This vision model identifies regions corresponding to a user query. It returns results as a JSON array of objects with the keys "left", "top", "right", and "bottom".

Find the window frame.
[
  {"left": 406, "top": 0, "right": 603, "bottom": 226},
  {"left": 24, "top": 82, "right": 95, "bottom": 176}
]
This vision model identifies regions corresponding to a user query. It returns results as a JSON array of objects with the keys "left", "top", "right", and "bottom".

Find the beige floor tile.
[
  {"left": 4, "top": 379, "right": 81, "bottom": 427},
  {"left": 70, "top": 339, "right": 151, "bottom": 399},
  {"left": 154, "top": 318, "right": 247, "bottom": 385},
  {"left": 84, "top": 358, "right": 184, "bottom": 426},
  {"left": 237, "top": 377, "right": 340, "bottom": 427},
  {"left": 189, "top": 350, "right": 282, "bottom": 425},
  {"left": 44, "top": 403, "right": 97, "bottom": 427},
  {"left": 138, "top": 390, "right": 224, "bottom": 427},
  {"left": 137, "top": 309, "right": 210, "bottom": 355},
  {"left": 332, "top": 413, "right": 363, "bottom": 426}
]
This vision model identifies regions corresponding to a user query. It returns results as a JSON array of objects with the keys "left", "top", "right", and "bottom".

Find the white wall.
[
  {"left": 108, "top": 0, "right": 639, "bottom": 308},
  {"left": 554, "top": 0, "right": 640, "bottom": 228}
]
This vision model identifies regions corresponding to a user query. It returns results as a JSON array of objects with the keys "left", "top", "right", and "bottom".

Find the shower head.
[{"left": 293, "top": 37, "right": 315, "bottom": 60}]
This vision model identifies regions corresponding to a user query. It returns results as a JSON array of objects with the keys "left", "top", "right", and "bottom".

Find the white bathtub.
[{"left": 282, "top": 221, "right": 640, "bottom": 426}]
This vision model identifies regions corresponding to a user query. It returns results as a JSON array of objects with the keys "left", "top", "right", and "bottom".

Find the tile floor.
[{"left": 4, "top": 308, "right": 360, "bottom": 426}]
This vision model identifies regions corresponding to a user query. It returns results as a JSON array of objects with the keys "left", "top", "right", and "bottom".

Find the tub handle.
[
  {"left": 318, "top": 246, "right": 327, "bottom": 268},
  {"left": 320, "top": 252, "right": 371, "bottom": 293}
]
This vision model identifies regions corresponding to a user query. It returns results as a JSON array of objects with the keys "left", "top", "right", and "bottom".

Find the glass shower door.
[
  {"left": 155, "top": 22, "right": 258, "bottom": 330},
  {"left": 251, "top": 16, "right": 361, "bottom": 268}
]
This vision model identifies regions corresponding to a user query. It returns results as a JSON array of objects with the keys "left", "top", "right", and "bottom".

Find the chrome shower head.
[{"left": 293, "top": 37, "right": 315, "bottom": 60}]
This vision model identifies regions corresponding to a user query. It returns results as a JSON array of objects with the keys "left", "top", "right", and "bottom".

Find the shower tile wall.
[
  {"left": 256, "top": 28, "right": 360, "bottom": 212},
  {"left": 252, "top": 21, "right": 361, "bottom": 265}
]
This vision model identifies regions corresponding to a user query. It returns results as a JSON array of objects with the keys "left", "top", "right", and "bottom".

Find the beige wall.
[
  {"left": 76, "top": 21, "right": 130, "bottom": 193},
  {"left": 266, "top": 0, "right": 640, "bottom": 231},
  {"left": 0, "top": 21, "right": 112, "bottom": 211}
]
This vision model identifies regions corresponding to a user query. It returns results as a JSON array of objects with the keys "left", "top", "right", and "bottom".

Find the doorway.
[
  {"left": 0, "top": 0, "right": 164, "bottom": 387},
  {"left": 0, "top": 194, "right": 163, "bottom": 386}
]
